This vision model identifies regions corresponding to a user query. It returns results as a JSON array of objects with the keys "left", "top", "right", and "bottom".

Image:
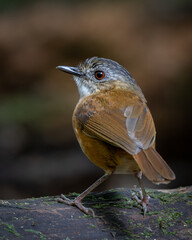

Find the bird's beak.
[{"left": 56, "top": 66, "right": 82, "bottom": 77}]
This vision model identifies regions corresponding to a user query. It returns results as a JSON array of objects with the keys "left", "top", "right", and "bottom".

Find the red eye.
[{"left": 95, "top": 71, "right": 105, "bottom": 80}]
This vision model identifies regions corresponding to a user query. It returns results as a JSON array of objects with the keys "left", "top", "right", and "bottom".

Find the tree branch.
[{"left": 0, "top": 187, "right": 192, "bottom": 239}]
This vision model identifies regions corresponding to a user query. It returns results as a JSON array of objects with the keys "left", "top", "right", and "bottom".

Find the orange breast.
[{"left": 72, "top": 110, "right": 139, "bottom": 174}]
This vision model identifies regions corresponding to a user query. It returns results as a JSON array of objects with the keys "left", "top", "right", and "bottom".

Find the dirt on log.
[{"left": 0, "top": 187, "right": 192, "bottom": 240}]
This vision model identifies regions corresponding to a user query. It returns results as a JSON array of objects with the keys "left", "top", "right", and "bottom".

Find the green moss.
[
  {"left": 67, "top": 192, "right": 79, "bottom": 198},
  {"left": 42, "top": 201, "right": 55, "bottom": 205},
  {"left": 40, "top": 196, "right": 54, "bottom": 201},
  {"left": 144, "top": 205, "right": 186, "bottom": 237},
  {"left": 24, "top": 229, "right": 46, "bottom": 240},
  {"left": 93, "top": 202, "right": 110, "bottom": 209},
  {"left": 5, "top": 201, "right": 31, "bottom": 210},
  {"left": 146, "top": 211, "right": 160, "bottom": 216},
  {"left": 108, "top": 189, "right": 117, "bottom": 193},
  {"left": 112, "top": 202, "right": 133, "bottom": 209},
  {"left": 0, "top": 237, "right": 9, "bottom": 240},
  {"left": 136, "top": 223, "right": 142, "bottom": 227},
  {"left": 156, "top": 208, "right": 183, "bottom": 235},
  {"left": 149, "top": 190, "right": 192, "bottom": 205},
  {"left": 108, "top": 194, "right": 124, "bottom": 200},
  {"left": 79, "top": 214, "right": 93, "bottom": 219},
  {"left": 12, "top": 216, "right": 35, "bottom": 224},
  {"left": 91, "top": 193, "right": 137, "bottom": 210},
  {"left": 0, "top": 221, "right": 21, "bottom": 237},
  {"left": 89, "top": 223, "right": 97, "bottom": 229},
  {"left": 185, "top": 217, "right": 192, "bottom": 225},
  {"left": 27, "top": 197, "right": 37, "bottom": 201},
  {"left": 140, "top": 230, "right": 154, "bottom": 239}
]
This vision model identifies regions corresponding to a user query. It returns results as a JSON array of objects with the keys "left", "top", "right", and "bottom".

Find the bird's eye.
[{"left": 94, "top": 71, "right": 105, "bottom": 80}]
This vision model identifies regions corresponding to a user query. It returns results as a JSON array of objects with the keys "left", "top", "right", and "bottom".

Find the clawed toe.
[
  {"left": 132, "top": 191, "right": 150, "bottom": 215},
  {"left": 57, "top": 194, "right": 73, "bottom": 205},
  {"left": 57, "top": 194, "right": 95, "bottom": 216}
]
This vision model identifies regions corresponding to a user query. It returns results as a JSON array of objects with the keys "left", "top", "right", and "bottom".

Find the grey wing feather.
[{"left": 124, "top": 104, "right": 156, "bottom": 152}]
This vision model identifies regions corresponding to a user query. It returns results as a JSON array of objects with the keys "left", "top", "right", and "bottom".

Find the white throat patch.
[
  {"left": 79, "top": 84, "right": 91, "bottom": 98},
  {"left": 74, "top": 76, "right": 92, "bottom": 98}
]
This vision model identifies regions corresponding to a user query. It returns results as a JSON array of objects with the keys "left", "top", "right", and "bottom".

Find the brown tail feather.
[{"left": 133, "top": 147, "right": 175, "bottom": 184}]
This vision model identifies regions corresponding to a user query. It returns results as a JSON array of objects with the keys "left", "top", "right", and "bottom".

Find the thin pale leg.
[
  {"left": 58, "top": 172, "right": 112, "bottom": 216},
  {"left": 133, "top": 171, "right": 150, "bottom": 215}
]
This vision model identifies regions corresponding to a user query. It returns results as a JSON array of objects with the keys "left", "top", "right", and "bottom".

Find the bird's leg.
[
  {"left": 58, "top": 172, "right": 112, "bottom": 216},
  {"left": 133, "top": 171, "right": 150, "bottom": 215}
]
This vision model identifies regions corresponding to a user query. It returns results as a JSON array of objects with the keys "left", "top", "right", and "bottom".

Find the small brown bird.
[{"left": 56, "top": 57, "right": 175, "bottom": 215}]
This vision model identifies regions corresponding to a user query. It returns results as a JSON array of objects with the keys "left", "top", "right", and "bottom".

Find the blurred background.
[{"left": 0, "top": 0, "right": 191, "bottom": 199}]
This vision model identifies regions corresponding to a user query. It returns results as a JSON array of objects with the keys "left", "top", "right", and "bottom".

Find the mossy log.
[{"left": 0, "top": 187, "right": 192, "bottom": 240}]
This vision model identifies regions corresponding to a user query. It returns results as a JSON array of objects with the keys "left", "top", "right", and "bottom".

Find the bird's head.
[{"left": 57, "top": 57, "right": 145, "bottom": 100}]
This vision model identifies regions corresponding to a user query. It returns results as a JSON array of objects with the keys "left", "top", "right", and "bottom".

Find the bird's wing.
[{"left": 75, "top": 90, "right": 155, "bottom": 155}]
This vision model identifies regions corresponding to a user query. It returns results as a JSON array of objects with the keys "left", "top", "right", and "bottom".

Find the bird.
[{"left": 56, "top": 57, "right": 175, "bottom": 215}]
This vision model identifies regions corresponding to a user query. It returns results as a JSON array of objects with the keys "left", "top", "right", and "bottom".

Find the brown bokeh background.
[{"left": 0, "top": 0, "right": 192, "bottom": 199}]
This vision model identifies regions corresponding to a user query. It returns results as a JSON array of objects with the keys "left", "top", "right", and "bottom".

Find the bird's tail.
[{"left": 133, "top": 147, "right": 175, "bottom": 184}]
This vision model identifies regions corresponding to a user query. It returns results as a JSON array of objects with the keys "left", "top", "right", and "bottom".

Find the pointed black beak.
[{"left": 56, "top": 66, "right": 82, "bottom": 77}]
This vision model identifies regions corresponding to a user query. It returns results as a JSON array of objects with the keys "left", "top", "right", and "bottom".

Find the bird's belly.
[{"left": 74, "top": 127, "right": 139, "bottom": 174}]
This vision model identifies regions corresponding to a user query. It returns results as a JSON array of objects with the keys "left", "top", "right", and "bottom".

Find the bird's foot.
[
  {"left": 132, "top": 191, "right": 150, "bottom": 215},
  {"left": 57, "top": 194, "right": 95, "bottom": 216}
]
